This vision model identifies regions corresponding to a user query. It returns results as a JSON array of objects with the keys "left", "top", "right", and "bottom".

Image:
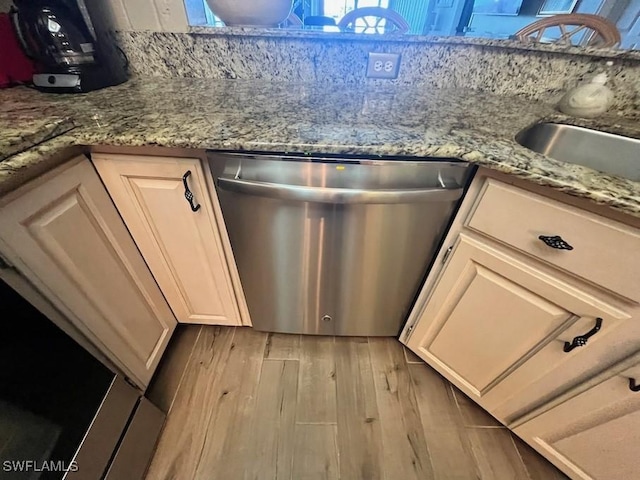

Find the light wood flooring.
[{"left": 145, "top": 326, "right": 568, "bottom": 480}]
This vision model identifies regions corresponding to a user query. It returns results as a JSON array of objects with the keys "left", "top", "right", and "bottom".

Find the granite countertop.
[
  {"left": 1, "top": 78, "right": 639, "bottom": 217},
  {"left": 189, "top": 26, "right": 640, "bottom": 61},
  {"left": 0, "top": 115, "right": 75, "bottom": 162}
]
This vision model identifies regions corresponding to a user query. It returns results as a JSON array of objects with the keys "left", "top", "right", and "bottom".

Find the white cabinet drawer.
[
  {"left": 515, "top": 361, "right": 640, "bottom": 480},
  {"left": 467, "top": 179, "right": 640, "bottom": 302}
]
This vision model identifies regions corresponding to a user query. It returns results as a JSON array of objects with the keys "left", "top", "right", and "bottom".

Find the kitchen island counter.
[{"left": 1, "top": 78, "right": 638, "bottom": 216}]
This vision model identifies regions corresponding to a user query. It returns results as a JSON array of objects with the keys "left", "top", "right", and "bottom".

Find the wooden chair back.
[
  {"left": 338, "top": 7, "right": 409, "bottom": 34},
  {"left": 514, "top": 14, "right": 621, "bottom": 48}
]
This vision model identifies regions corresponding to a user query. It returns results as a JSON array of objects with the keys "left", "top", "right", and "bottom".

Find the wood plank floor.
[{"left": 145, "top": 327, "right": 569, "bottom": 480}]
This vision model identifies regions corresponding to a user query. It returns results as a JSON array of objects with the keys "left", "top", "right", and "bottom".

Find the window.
[
  {"left": 183, "top": 0, "right": 222, "bottom": 26},
  {"left": 323, "top": 0, "right": 390, "bottom": 22}
]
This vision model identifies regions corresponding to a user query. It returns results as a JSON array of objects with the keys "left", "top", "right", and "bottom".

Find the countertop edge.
[{"left": 2, "top": 131, "right": 638, "bottom": 220}]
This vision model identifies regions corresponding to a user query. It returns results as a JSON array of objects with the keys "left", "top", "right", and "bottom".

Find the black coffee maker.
[{"left": 11, "top": 0, "right": 127, "bottom": 93}]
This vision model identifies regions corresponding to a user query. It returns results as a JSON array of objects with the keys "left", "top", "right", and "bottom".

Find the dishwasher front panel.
[{"left": 210, "top": 153, "right": 470, "bottom": 336}]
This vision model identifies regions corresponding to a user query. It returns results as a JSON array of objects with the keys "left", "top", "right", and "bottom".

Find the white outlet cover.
[{"left": 367, "top": 52, "right": 401, "bottom": 79}]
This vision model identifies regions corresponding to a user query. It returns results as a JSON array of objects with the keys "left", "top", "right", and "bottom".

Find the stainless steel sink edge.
[{"left": 515, "top": 122, "right": 640, "bottom": 182}]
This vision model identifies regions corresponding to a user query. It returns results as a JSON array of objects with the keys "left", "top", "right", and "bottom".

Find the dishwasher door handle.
[{"left": 217, "top": 177, "right": 463, "bottom": 204}]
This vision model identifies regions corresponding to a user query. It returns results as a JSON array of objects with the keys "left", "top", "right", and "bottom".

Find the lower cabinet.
[
  {"left": 514, "top": 361, "right": 640, "bottom": 480},
  {"left": 92, "top": 153, "right": 244, "bottom": 326},
  {"left": 402, "top": 169, "right": 640, "bottom": 479},
  {"left": 0, "top": 157, "right": 177, "bottom": 388},
  {"left": 404, "top": 231, "right": 635, "bottom": 423}
]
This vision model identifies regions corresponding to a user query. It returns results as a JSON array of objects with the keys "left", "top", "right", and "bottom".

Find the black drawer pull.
[
  {"left": 563, "top": 318, "right": 603, "bottom": 352},
  {"left": 630, "top": 379, "right": 640, "bottom": 392},
  {"left": 182, "top": 170, "right": 201, "bottom": 212},
  {"left": 539, "top": 235, "right": 573, "bottom": 250}
]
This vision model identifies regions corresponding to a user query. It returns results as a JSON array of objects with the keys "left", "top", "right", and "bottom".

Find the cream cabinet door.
[
  {"left": 404, "top": 232, "right": 635, "bottom": 423},
  {"left": 0, "top": 158, "right": 177, "bottom": 388},
  {"left": 515, "top": 362, "right": 640, "bottom": 480},
  {"left": 92, "top": 153, "right": 242, "bottom": 326}
]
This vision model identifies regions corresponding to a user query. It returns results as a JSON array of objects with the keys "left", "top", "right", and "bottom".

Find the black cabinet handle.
[
  {"left": 182, "top": 171, "right": 201, "bottom": 212},
  {"left": 539, "top": 235, "right": 573, "bottom": 250},
  {"left": 563, "top": 318, "right": 603, "bottom": 352},
  {"left": 630, "top": 379, "right": 640, "bottom": 392}
]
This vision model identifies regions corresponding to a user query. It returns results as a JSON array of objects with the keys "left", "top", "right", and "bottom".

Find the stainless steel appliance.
[
  {"left": 210, "top": 153, "right": 472, "bottom": 336},
  {"left": 0, "top": 270, "right": 163, "bottom": 480},
  {"left": 10, "top": 0, "right": 127, "bottom": 92}
]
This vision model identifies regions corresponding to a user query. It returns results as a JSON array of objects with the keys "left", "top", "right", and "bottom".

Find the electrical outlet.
[{"left": 366, "top": 52, "right": 401, "bottom": 79}]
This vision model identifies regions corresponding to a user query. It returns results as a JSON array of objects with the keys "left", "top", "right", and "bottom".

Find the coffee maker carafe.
[{"left": 11, "top": 0, "right": 127, "bottom": 93}]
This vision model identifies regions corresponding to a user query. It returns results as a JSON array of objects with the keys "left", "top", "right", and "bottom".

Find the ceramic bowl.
[{"left": 206, "top": 0, "right": 293, "bottom": 27}]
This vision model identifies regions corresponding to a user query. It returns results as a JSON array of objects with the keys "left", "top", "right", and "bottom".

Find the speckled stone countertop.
[
  {"left": 1, "top": 78, "right": 639, "bottom": 217},
  {"left": 0, "top": 115, "right": 75, "bottom": 162},
  {"left": 189, "top": 26, "right": 640, "bottom": 61}
]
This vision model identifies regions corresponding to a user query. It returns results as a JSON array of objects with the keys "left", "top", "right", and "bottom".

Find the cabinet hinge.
[
  {"left": 0, "top": 252, "right": 14, "bottom": 270},
  {"left": 442, "top": 245, "right": 454, "bottom": 264},
  {"left": 124, "top": 376, "right": 141, "bottom": 390},
  {"left": 402, "top": 323, "right": 415, "bottom": 342}
]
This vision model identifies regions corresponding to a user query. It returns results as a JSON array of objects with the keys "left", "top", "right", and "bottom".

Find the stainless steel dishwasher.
[{"left": 209, "top": 153, "right": 472, "bottom": 336}]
